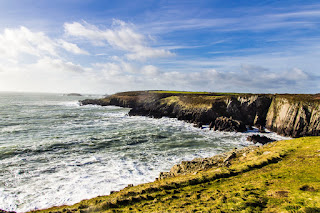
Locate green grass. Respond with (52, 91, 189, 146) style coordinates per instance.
(104, 90, 319, 101)
(150, 90, 212, 95)
(106, 91, 232, 110)
(160, 95, 225, 109)
(100, 91, 320, 112)
(149, 90, 250, 96)
(275, 94, 320, 103)
(31, 137, 320, 213)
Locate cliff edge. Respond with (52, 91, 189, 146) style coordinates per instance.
(266, 94, 320, 137)
(81, 91, 320, 138)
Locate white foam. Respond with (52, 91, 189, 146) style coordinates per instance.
(58, 101, 80, 107)
(0, 97, 291, 212)
(1, 125, 24, 133)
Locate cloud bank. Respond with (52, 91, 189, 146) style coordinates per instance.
(64, 20, 174, 61)
(0, 19, 317, 94)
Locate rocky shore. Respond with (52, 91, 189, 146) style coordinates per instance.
(81, 91, 320, 138)
(158, 146, 258, 180)
(29, 136, 320, 212)
(3, 91, 318, 213)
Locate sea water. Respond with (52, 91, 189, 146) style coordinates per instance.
(0, 92, 289, 212)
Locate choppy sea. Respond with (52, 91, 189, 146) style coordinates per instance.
(0, 92, 289, 212)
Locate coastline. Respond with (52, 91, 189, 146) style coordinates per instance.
(28, 136, 320, 212)
(80, 91, 320, 138)
(3, 90, 320, 212)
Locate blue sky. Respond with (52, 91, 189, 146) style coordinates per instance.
(0, 0, 319, 94)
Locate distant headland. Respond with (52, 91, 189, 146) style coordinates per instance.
(65, 93, 82, 96)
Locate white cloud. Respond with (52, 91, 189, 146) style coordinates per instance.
(185, 66, 312, 92)
(139, 7, 320, 35)
(0, 49, 315, 94)
(0, 26, 91, 64)
(241, 64, 269, 74)
(126, 48, 174, 61)
(64, 22, 106, 46)
(0, 56, 100, 93)
(0, 25, 93, 93)
(95, 62, 122, 77)
(94, 60, 137, 75)
(58, 40, 89, 55)
(64, 20, 174, 61)
(141, 65, 159, 76)
(0, 26, 58, 59)
(283, 68, 309, 80)
(0, 20, 317, 94)
(34, 57, 87, 73)
(273, 9, 320, 19)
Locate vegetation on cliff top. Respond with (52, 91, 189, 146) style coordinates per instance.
(100, 90, 320, 108)
(31, 137, 320, 213)
(99, 90, 320, 103)
(81, 90, 320, 137)
(160, 95, 226, 110)
(99, 90, 268, 109)
(116, 90, 254, 97)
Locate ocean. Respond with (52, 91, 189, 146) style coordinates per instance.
(0, 92, 289, 212)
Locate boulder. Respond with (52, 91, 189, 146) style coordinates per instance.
(247, 134, 275, 145)
(210, 116, 247, 132)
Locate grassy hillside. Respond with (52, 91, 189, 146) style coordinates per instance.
(31, 137, 320, 213)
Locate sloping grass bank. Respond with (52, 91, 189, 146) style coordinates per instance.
(31, 137, 320, 213)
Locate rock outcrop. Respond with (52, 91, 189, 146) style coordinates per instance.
(80, 98, 110, 106)
(265, 96, 320, 137)
(247, 134, 275, 145)
(81, 92, 272, 133)
(159, 146, 258, 179)
(210, 116, 247, 132)
(80, 91, 320, 138)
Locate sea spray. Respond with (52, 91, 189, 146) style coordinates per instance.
(0, 92, 289, 212)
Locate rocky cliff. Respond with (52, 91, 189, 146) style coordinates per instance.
(266, 95, 320, 137)
(81, 91, 320, 137)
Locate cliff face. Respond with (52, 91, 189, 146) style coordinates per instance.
(266, 96, 320, 137)
(128, 94, 272, 128)
(80, 91, 320, 137)
(81, 91, 272, 132)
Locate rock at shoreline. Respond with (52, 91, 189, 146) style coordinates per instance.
(66, 93, 82, 96)
(247, 134, 275, 145)
(159, 146, 257, 179)
(79, 91, 320, 137)
(80, 99, 110, 106)
(210, 116, 247, 132)
(265, 96, 320, 137)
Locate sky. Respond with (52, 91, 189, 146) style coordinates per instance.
(0, 0, 319, 94)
